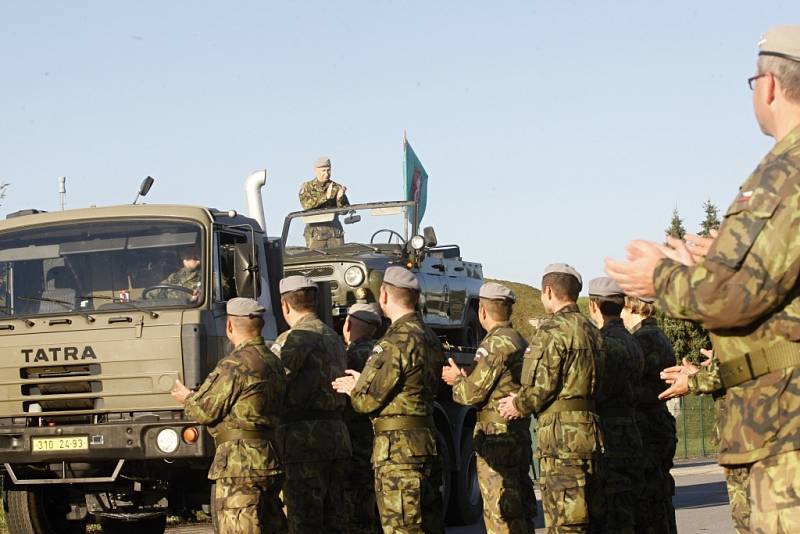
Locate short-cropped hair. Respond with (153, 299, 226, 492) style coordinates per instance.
(759, 55, 800, 103)
(479, 297, 513, 322)
(541, 273, 580, 302)
(230, 315, 265, 335)
(589, 295, 625, 316)
(283, 287, 317, 313)
(382, 283, 419, 308)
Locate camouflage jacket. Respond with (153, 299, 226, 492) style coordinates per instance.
(451, 322, 531, 436)
(184, 336, 284, 480)
(344, 337, 378, 457)
(598, 319, 644, 458)
(654, 125, 800, 464)
(298, 178, 350, 210)
(688, 358, 723, 396)
(514, 303, 604, 460)
(351, 312, 445, 466)
(272, 313, 351, 462)
(155, 266, 201, 299)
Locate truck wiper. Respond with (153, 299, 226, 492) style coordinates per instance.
(16, 296, 96, 323)
(346, 243, 380, 253)
(78, 295, 159, 319)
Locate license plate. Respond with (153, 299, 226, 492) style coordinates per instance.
(31, 436, 89, 452)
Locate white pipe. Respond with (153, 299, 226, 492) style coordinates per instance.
(244, 170, 268, 232)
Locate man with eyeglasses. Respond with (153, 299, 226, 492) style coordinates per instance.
(605, 25, 800, 532)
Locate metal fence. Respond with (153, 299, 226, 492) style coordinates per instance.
(671, 394, 718, 459)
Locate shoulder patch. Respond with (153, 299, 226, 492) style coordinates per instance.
(524, 347, 531, 354)
(475, 347, 488, 360)
(373, 345, 384, 354)
(270, 343, 282, 356)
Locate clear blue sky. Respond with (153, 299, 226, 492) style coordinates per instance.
(1, 2, 794, 288)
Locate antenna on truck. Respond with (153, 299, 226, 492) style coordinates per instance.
(58, 176, 66, 211)
(133, 176, 155, 205)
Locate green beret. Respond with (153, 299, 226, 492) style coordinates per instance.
(279, 275, 317, 295)
(479, 282, 516, 302)
(226, 297, 265, 317)
(587, 277, 624, 298)
(347, 303, 382, 326)
(314, 156, 331, 168)
(383, 266, 419, 291)
(759, 25, 800, 62)
(542, 262, 583, 291)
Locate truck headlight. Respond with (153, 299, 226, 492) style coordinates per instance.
(156, 428, 179, 454)
(410, 235, 425, 251)
(344, 266, 365, 287)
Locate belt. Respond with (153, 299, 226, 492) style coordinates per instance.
(719, 341, 800, 388)
(214, 428, 274, 446)
(476, 410, 529, 426)
(281, 410, 342, 424)
(373, 416, 434, 433)
(540, 398, 595, 417)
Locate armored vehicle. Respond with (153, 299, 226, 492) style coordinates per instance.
(0, 172, 283, 533)
(282, 200, 485, 524)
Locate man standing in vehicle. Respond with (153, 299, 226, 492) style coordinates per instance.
(332, 266, 445, 534)
(171, 297, 287, 533)
(442, 281, 537, 534)
(299, 156, 349, 249)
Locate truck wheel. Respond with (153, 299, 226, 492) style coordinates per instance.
(434, 429, 452, 513)
(5, 487, 86, 534)
(99, 515, 166, 534)
(447, 430, 483, 525)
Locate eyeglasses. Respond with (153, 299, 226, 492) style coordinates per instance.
(748, 74, 766, 90)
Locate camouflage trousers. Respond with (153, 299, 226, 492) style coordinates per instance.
(538, 457, 602, 533)
(283, 459, 348, 534)
(373, 460, 444, 534)
(214, 476, 286, 534)
(748, 450, 800, 534)
(724, 464, 751, 533)
(476, 454, 537, 533)
(304, 225, 344, 250)
(345, 453, 382, 534)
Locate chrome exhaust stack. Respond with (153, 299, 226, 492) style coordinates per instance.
(244, 170, 268, 232)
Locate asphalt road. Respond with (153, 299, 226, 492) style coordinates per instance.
(165, 460, 733, 534)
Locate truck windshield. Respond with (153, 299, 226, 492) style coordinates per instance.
(283, 202, 414, 255)
(0, 219, 205, 317)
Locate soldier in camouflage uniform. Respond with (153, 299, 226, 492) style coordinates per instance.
(442, 282, 536, 534)
(660, 351, 751, 533)
(152, 245, 202, 301)
(586, 277, 644, 534)
(170, 298, 287, 534)
(606, 26, 800, 533)
(342, 303, 384, 534)
(620, 295, 677, 534)
(333, 267, 445, 534)
(274, 275, 352, 534)
(298, 156, 350, 250)
(499, 264, 605, 534)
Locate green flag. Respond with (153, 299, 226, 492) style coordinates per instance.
(403, 135, 428, 227)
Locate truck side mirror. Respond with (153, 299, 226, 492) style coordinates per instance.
(132, 176, 155, 205)
(423, 226, 438, 248)
(233, 243, 260, 299)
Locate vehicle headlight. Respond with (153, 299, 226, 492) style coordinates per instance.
(156, 428, 179, 454)
(410, 235, 425, 251)
(344, 266, 366, 287)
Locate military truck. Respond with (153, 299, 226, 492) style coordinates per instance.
(0, 172, 285, 533)
(282, 200, 485, 524)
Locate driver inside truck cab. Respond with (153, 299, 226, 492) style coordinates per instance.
(151, 245, 203, 302)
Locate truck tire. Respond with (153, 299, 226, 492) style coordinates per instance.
(99, 515, 166, 534)
(447, 429, 483, 525)
(434, 428, 452, 513)
(5, 487, 86, 534)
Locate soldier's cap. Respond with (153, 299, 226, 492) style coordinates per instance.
(279, 275, 317, 295)
(382, 266, 420, 291)
(226, 297, 265, 317)
(479, 282, 516, 302)
(587, 277, 624, 298)
(759, 25, 800, 63)
(314, 156, 331, 168)
(347, 303, 382, 326)
(542, 263, 583, 290)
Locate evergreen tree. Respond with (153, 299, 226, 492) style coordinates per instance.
(699, 199, 720, 237)
(657, 206, 710, 364)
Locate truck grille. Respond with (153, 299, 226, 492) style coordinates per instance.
(20, 364, 102, 413)
(285, 266, 335, 278)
